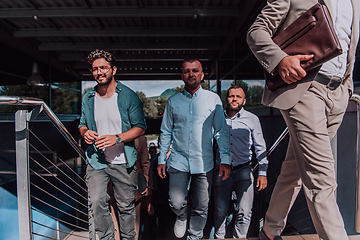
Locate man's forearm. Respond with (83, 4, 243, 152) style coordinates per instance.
(117, 127, 145, 142)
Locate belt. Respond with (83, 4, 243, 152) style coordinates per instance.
(314, 74, 342, 90)
(232, 161, 251, 170)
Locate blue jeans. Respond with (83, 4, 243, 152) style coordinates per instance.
(86, 163, 138, 240)
(213, 164, 254, 239)
(168, 167, 213, 240)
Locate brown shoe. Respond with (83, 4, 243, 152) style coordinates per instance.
(259, 228, 283, 240)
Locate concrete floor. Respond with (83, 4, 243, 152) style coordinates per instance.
(65, 232, 360, 240)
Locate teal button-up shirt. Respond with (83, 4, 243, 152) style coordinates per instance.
(158, 87, 231, 174)
(79, 81, 147, 169)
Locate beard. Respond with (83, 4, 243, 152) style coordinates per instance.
(96, 73, 112, 86)
(185, 77, 201, 88)
(228, 102, 243, 112)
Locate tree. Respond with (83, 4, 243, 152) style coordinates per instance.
(174, 80, 209, 93)
(155, 98, 167, 117)
(136, 91, 158, 118)
(51, 83, 81, 114)
(246, 85, 264, 106)
(220, 80, 264, 109)
(173, 85, 184, 93)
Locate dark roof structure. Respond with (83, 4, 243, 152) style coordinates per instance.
(0, 0, 267, 85)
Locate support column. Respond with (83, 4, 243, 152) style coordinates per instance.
(216, 59, 221, 96)
(15, 110, 32, 240)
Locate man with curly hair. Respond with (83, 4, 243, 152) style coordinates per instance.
(79, 49, 147, 240)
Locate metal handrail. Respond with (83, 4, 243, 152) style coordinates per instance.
(0, 96, 88, 240)
(350, 93, 360, 233)
(0, 96, 85, 160)
(252, 127, 289, 173)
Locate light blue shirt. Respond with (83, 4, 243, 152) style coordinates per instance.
(319, 0, 352, 78)
(159, 87, 231, 174)
(216, 108, 268, 176)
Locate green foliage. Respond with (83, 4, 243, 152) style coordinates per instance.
(51, 83, 81, 114)
(136, 91, 158, 118)
(220, 80, 264, 109)
(201, 80, 209, 90)
(82, 86, 92, 98)
(174, 80, 209, 93)
(246, 85, 263, 106)
(160, 88, 176, 99)
(173, 85, 184, 93)
(155, 98, 167, 117)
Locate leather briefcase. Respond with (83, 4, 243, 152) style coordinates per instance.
(265, 3, 342, 92)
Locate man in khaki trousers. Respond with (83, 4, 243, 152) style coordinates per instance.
(247, 0, 359, 239)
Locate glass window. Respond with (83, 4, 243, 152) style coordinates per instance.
(218, 79, 265, 109)
(0, 82, 81, 114)
(82, 80, 185, 119)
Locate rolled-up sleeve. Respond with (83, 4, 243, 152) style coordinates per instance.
(129, 91, 147, 130)
(252, 118, 268, 176)
(78, 96, 88, 129)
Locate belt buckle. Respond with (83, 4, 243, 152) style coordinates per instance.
(326, 77, 341, 90)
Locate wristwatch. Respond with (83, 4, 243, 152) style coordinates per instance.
(116, 135, 122, 144)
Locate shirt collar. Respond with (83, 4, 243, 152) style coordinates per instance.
(224, 107, 244, 119)
(89, 80, 121, 98)
(183, 86, 202, 98)
(115, 80, 122, 93)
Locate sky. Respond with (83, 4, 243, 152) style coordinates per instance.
(82, 79, 265, 97)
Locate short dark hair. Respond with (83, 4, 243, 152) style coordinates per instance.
(226, 85, 245, 98)
(87, 49, 116, 67)
(182, 57, 203, 72)
(149, 146, 157, 153)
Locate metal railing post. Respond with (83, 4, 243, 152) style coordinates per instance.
(356, 100, 360, 233)
(350, 94, 360, 233)
(15, 110, 32, 240)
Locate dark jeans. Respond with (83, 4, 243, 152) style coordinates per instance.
(213, 164, 254, 238)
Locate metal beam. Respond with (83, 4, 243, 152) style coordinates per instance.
(0, 70, 27, 80)
(220, 53, 252, 80)
(81, 74, 182, 81)
(14, 28, 229, 37)
(58, 53, 237, 62)
(79, 72, 258, 81)
(80, 69, 214, 77)
(74, 61, 212, 70)
(79, 70, 185, 76)
(219, 0, 260, 59)
(39, 43, 219, 51)
(0, 7, 240, 19)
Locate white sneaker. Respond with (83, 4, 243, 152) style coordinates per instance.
(174, 218, 187, 238)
